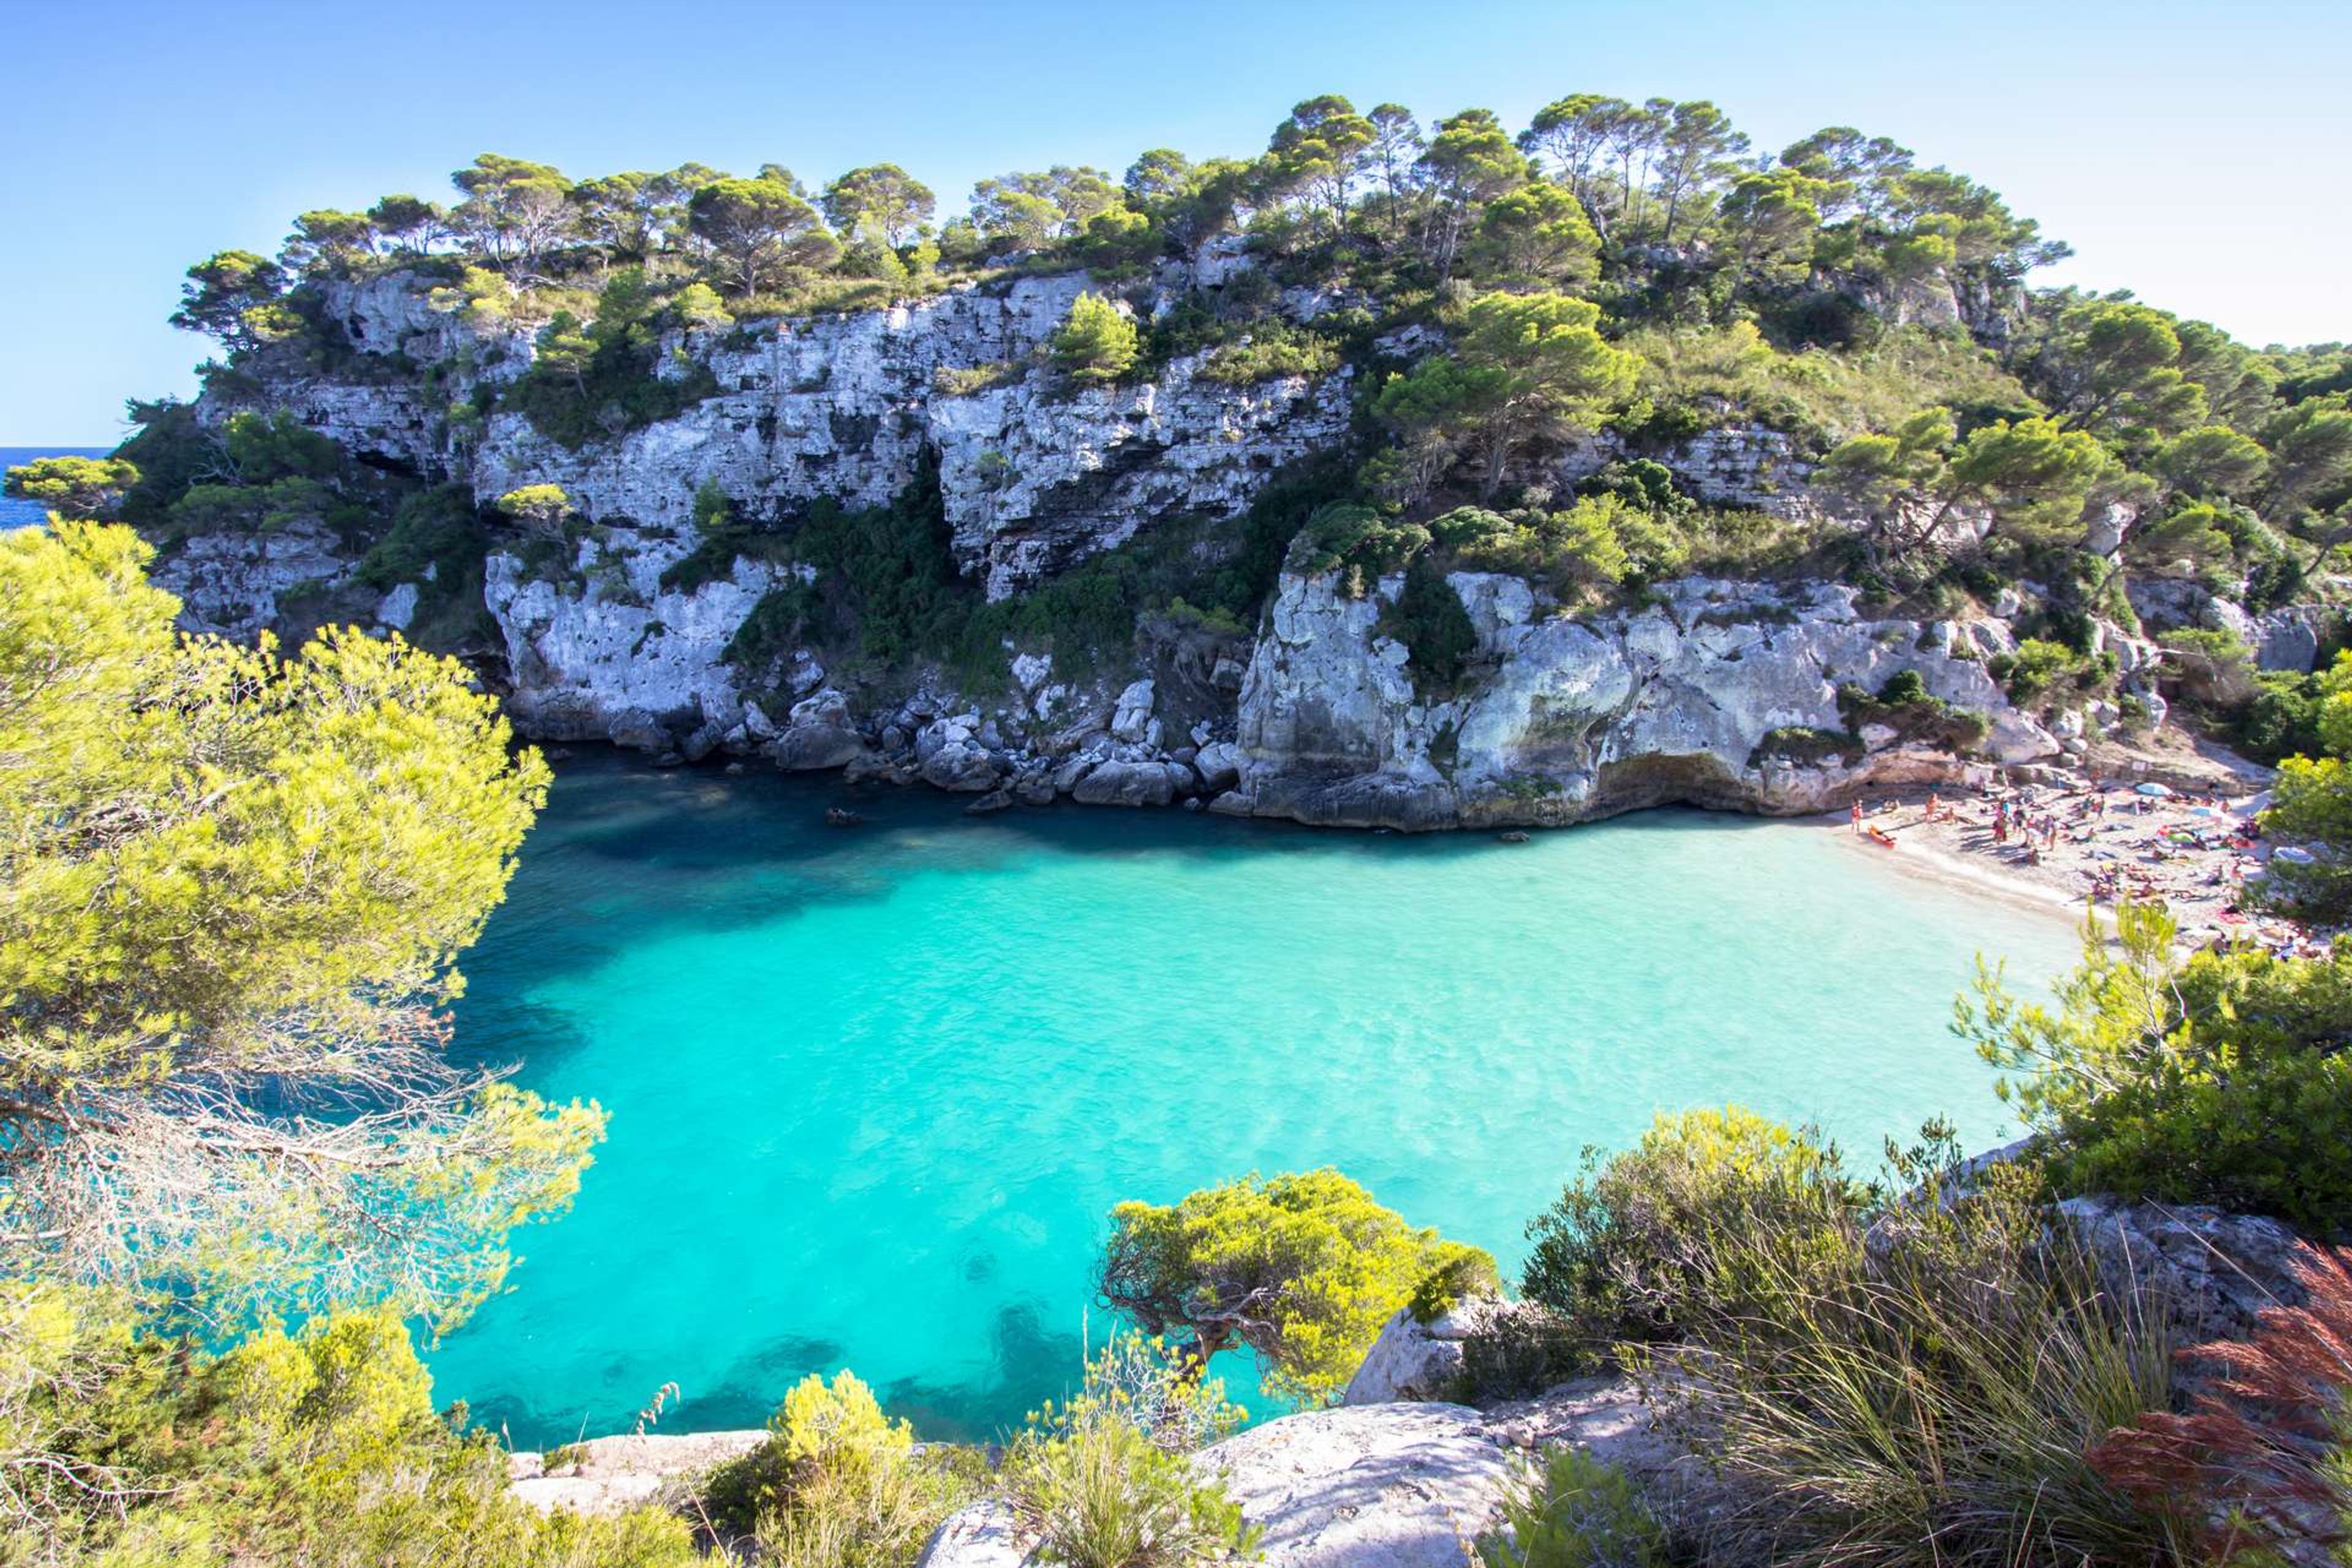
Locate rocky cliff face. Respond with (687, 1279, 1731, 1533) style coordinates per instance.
(1220, 570, 2057, 831)
(150, 260, 2144, 831)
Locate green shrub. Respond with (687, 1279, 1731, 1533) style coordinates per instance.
(790, 454, 970, 663)
(1409, 1249, 1502, 1324)
(1379, 557, 1479, 696)
(1618, 321, 2035, 447)
(705, 1370, 981, 1568)
(355, 486, 483, 591)
(1097, 1169, 1494, 1406)
(1520, 1106, 1856, 1352)
(1196, 323, 1339, 385)
(1478, 1449, 1667, 1568)
(1159, 597, 1250, 638)
(1582, 459, 1694, 520)
(1287, 501, 1431, 582)
(933, 361, 1028, 396)
(662, 478, 792, 593)
(1049, 293, 1140, 386)
(1964, 898, 2352, 1232)
(2231, 668, 2325, 761)
(1996, 636, 2088, 704)
(1427, 497, 1690, 601)
(1877, 667, 1929, 706)
(723, 582, 819, 671)
(1834, 674, 1991, 753)
(1071, 1332, 1248, 1455)
(1675, 1161, 2188, 1567)
(1747, 725, 1853, 767)
(353, 486, 498, 649)
(0, 1284, 700, 1566)
(223, 409, 344, 481)
(1455, 1305, 1586, 1403)
(1003, 1398, 1254, 1568)
(498, 278, 723, 450)
(1515, 1103, 2192, 1563)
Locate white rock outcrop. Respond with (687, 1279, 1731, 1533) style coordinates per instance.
(1227, 570, 2057, 829)
(1195, 1402, 1517, 1568)
(506, 1430, 765, 1515)
(1343, 1297, 1534, 1406)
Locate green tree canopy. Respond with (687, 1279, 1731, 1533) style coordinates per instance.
(1962, 897, 2352, 1231)
(0, 1286, 698, 1563)
(2254, 650, 2352, 922)
(494, 483, 572, 538)
(1461, 183, 1601, 292)
(1417, 109, 1529, 274)
(1047, 292, 1139, 386)
(1942, 414, 2112, 544)
(1714, 168, 1826, 303)
(2154, 423, 2270, 500)
(821, 163, 937, 247)
(0, 522, 597, 1330)
(2, 456, 140, 520)
(2038, 300, 2209, 438)
(566, 170, 675, 262)
(280, 209, 376, 276)
(687, 175, 839, 296)
(970, 166, 1122, 251)
(1450, 290, 1640, 499)
(448, 153, 574, 273)
(168, 249, 287, 350)
(366, 192, 443, 252)
(1096, 1169, 1493, 1402)
(1264, 93, 1377, 235)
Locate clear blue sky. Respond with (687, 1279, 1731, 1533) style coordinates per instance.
(2, 0, 2345, 444)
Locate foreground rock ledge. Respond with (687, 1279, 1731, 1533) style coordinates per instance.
(507, 1430, 764, 1515)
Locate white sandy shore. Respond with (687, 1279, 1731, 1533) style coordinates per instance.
(1806, 774, 2309, 956)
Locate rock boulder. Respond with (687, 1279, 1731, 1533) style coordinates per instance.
(1194, 1403, 1515, 1568)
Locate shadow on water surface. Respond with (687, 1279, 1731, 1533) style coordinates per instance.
(873, 1302, 1082, 1445)
(486, 748, 1770, 989)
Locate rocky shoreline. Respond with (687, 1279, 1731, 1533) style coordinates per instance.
(505, 1195, 2310, 1568)
(495, 568, 2100, 834)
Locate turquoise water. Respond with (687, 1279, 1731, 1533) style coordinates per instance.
(428, 752, 2077, 1446)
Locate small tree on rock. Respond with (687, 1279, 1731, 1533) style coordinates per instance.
(1048, 292, 1139, 386)
(4, 456, 140, 520)
(1096, 1169, 1493, 1403)
(495, 483, 572, 541)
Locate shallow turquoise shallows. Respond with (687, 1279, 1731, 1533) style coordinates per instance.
(427, 753, 2078, 1446)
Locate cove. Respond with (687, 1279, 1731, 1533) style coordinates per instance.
(428, 752, 2079, 1447)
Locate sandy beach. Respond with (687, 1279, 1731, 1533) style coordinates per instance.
(1819, 772, 2316, 957)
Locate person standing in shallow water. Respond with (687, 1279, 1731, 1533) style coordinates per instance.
(1852, 801, 1863, 835)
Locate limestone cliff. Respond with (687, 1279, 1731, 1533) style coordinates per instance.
(143, 255, 2201, 831)
(1221, 571, 2059, 831)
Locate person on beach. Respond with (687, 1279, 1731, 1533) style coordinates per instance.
(1852, 801, 1863, 835)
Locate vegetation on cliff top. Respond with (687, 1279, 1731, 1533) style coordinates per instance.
(108, 84, 2351, 720)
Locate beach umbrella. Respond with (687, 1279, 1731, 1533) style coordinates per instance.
(2135, 782, 2174, 797)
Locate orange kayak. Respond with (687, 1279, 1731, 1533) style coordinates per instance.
(1866, 826, 1899, 849)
